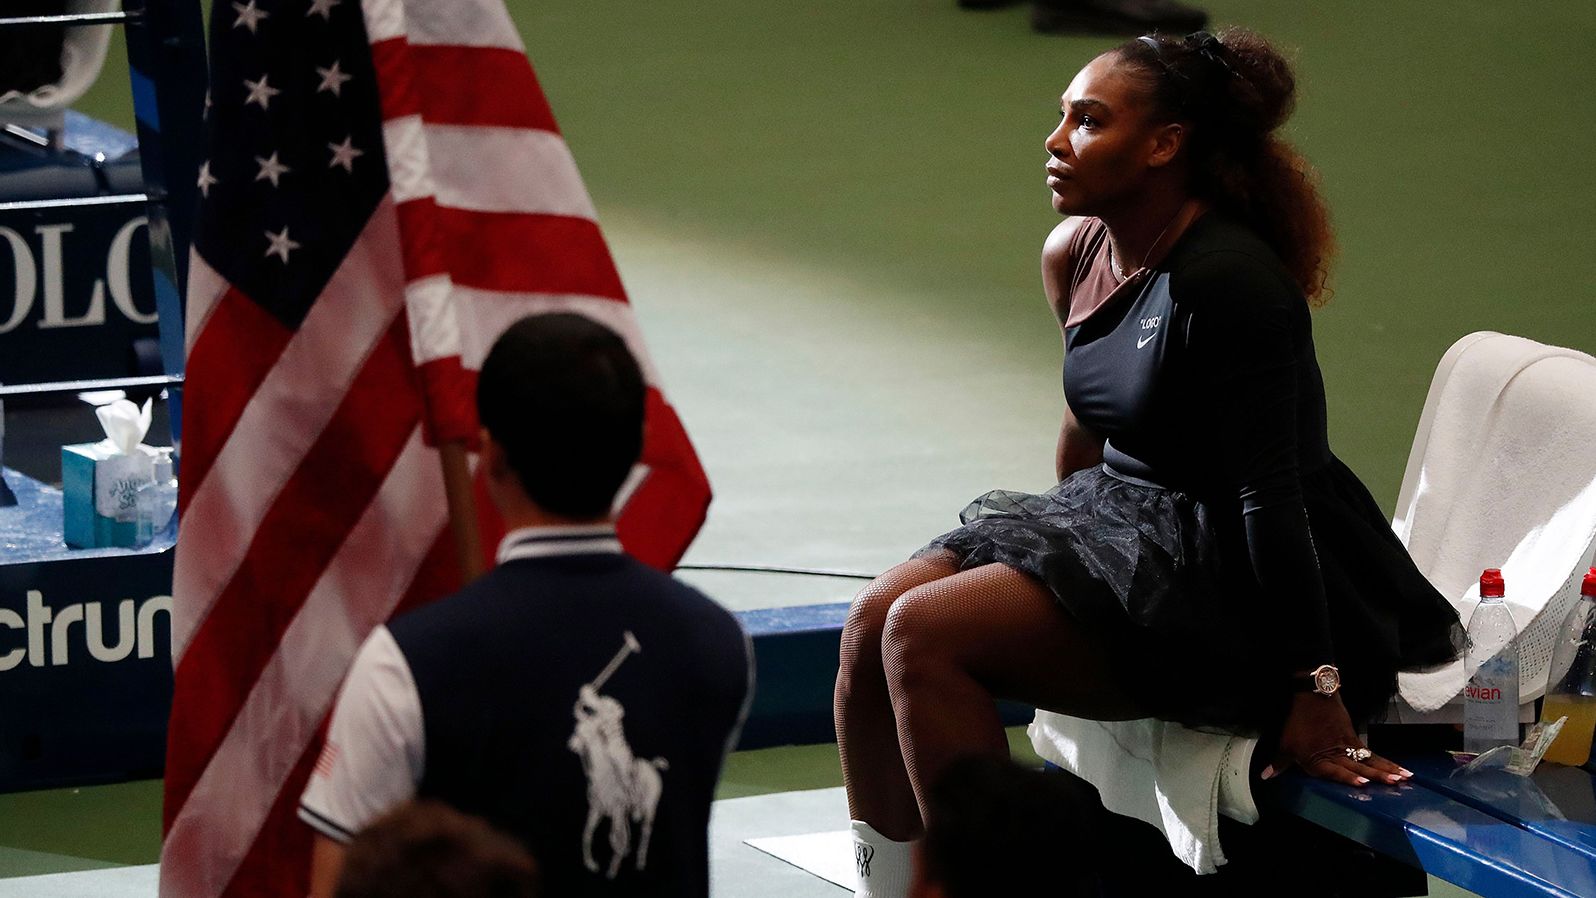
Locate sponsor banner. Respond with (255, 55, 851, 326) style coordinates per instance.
(0, 196, 159, 385)
(0, 547, 174, 792)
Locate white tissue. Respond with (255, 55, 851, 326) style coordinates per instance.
(92, 398, 154, 520)
(95, 398, 152, 457)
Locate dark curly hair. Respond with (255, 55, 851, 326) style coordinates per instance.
(1115, 28, 1335, 304)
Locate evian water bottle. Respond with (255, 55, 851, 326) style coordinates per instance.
(1540, 568, 1596, 765)
(1465, 568, 1520, 753)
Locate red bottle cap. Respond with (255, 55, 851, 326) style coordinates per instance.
(1480, 568, 1506, 598)
(1584, 567, 1596, 597)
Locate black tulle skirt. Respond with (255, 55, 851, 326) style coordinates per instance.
(917, 459, 1462, 733)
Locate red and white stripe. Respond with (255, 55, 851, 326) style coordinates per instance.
(363, 0, 702, 543)
(163, 199, 439, 898)
(160, 1, 709, 895)
(170, 198, 409, 658)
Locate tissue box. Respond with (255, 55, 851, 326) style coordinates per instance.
(63, 441, 159, 548)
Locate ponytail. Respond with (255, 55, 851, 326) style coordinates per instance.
(1118, 28, 1335, 304)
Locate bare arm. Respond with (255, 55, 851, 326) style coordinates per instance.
(1055, 403, 1104, 482)
(309, 834, 346, 898)
(1042, 218, 1105, 482)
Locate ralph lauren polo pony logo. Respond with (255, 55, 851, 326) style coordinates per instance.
(569, 632, 668, 879)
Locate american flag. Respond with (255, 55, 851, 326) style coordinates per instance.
(160, 1, 712, 894)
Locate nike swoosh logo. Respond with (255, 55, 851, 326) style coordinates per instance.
(1137, 332, 1157, 349)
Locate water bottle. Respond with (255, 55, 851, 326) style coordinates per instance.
(135, 448, 178, 546)
(1541, 567, 1596, 765)
(1465, 568, 1520, 754)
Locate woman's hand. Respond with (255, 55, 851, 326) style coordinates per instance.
(1262, 693, 1412, 786)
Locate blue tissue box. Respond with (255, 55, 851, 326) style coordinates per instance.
(62, 441, 158, 548)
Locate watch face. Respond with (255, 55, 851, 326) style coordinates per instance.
(1313, 666, 1341, 695)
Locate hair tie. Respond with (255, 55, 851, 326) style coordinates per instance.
(1184, 31, 1236, 79)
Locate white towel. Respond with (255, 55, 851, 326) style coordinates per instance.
(1395, 333, 1596, 713)
(1028, 713, 1257, 874)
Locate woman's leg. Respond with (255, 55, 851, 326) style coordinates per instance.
(882, 562, 1142, 823)
(834, 552, 960, 841)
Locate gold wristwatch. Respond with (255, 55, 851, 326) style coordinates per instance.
(1292, 664, 1341, 697)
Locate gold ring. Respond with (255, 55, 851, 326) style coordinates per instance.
(1344, 747, 1372, 763)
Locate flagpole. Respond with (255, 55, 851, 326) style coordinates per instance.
(439, 441, 485, 583)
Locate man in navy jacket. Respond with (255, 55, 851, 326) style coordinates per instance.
(301, 313, 752, 897)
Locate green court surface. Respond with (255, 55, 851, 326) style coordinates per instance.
(0, 730, 1030, 869)
(11, 0, 1594, 893)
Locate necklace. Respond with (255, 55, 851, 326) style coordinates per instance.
(1108, 201, 1190, 282)
(1109, 249, 1128, 281)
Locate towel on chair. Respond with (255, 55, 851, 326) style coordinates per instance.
(1394, 333, 1596, 713)
(1028, 713, 1257, 874)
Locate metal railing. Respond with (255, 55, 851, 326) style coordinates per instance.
(0, 375, 183, 400)
(0, 10, 143, 28)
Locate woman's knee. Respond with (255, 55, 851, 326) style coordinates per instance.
(844, 576, 901, 633)
(836, 579, 911, 706)
(838, 556, 960, 692)
(840, 580, 904, 660)
(879, 585, 965, 692)
(840, 558, 952, 655)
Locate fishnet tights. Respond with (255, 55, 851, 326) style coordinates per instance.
(835, 553, 958, 840)
(835, 553, 1140, 840)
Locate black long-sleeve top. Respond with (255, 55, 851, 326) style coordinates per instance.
(1062, 214, 1335, 672)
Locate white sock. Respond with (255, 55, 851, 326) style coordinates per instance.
(850, 819, 917, 898)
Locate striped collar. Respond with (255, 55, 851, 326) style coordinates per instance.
(496, 525, 622, 564)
